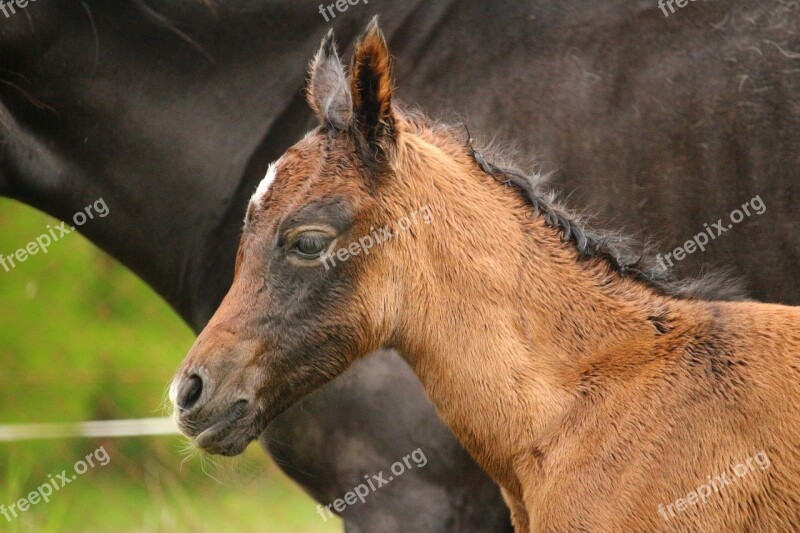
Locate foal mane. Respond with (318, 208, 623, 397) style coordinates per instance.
(400, 108, 748, 302)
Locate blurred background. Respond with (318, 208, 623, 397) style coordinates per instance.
(0, 198, 340, 532)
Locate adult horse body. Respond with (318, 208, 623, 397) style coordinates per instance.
(1, 1, 798, 530)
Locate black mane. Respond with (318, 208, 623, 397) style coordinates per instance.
(403, 108, 747, 302)
(469, 146, 747, 301)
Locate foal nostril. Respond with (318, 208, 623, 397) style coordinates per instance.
(177, 374, 204, 411)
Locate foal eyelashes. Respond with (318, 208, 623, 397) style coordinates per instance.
(283, 225, 338, 262)
(291, 232, 334, 259)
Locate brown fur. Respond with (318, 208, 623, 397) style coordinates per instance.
(172, 21, 800, 531)
(373, 118, 800, 531)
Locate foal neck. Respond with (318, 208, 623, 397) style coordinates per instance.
(387, 128, 686, 490)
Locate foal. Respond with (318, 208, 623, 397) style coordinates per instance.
(171, 21, 800, 531)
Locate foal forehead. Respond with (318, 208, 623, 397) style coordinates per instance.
(245, 131, 368, 228)
(247, 136, 320, 212)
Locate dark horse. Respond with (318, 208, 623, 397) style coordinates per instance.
(1, 1, 798, 530)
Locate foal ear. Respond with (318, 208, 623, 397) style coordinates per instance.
(307, 29, 353, 130)
(350, 18, 396, 153)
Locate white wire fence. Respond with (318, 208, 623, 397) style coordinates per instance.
(0, 417, 179, 442)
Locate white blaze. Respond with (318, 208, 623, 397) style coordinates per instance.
(250, 162, 278, 207)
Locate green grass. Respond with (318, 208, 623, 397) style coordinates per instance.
(0, 198, 341, 532)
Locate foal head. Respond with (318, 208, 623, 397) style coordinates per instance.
(169, 20, 731, 456)
(170, 21, 446, 455)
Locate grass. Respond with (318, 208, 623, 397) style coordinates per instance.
(0, 198, 341, 532)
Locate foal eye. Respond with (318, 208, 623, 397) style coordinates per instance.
(290, 231, 333, 260)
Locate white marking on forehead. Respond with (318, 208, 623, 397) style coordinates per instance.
(250, 162, 278, 207)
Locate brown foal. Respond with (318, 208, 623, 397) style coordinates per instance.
(171, 20, 800, 532)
